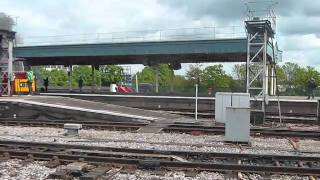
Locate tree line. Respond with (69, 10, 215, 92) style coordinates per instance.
(32, 62, 320, 96)
(32, 65, 124, 87)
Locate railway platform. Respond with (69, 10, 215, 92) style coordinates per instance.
(40, 93, 320, 124)
(0, 95, 187, 124)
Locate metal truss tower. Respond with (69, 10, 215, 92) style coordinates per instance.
(246, 20, 275, 96)
(245, 1, 278, 120)
(0, 30, 15, 96)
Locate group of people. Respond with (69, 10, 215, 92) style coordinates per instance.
(40, 76, 84, 93)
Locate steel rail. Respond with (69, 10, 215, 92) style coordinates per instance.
(0, 118, 319, 139)
(0, 140, 319, 175)
(0, 140, 319, 162)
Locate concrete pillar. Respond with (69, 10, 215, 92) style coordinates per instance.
(8, 40, 13, 96)
(265, 64, 269, 97)
(155, 66, 159, 94)
(270, 67, 272, 96)
(195, 83, 198, 121)
(68, 65, 73, 92)
(135, 74, 139, 93)
(270, 66, 275, 96)
(91, 65, 96, 92)
(317, 100, 320, 125)
(170, 69, 174, 94)
(274, 70, 277, 95)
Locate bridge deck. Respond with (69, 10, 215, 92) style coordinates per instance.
(14, 39, 247, 65)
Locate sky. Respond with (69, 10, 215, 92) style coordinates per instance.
(1, 0, 320, 75)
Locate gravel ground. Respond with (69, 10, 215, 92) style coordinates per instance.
(0, 161, 312, 180)
(250, 137, 293, 150)
(109, 171, 313, 180)
(0, 125, 318, 156)
(113, 171, 225, 180)
(299, 139, 320, 152)
(0, 160, 55, 180)
(0, 125, 317, 179)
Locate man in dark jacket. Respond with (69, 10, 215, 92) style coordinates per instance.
(78, 76, 84, 92)
(307, 78, 317, 99)
(43, 77, 49, 92)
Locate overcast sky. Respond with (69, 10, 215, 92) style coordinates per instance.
(1, 0, 320, 74)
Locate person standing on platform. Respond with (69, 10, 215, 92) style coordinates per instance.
(307, 77, 317, 99)
(78, 76, 83, 92)
(27, 69, 34, 96)
(43, 77, 49, 93)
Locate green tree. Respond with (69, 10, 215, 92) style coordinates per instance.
(100, 65, 124, 86)
(72, 66, 95, 86)
(201, 65, 233, 91)
(232, 64, 246, 80)
(136, 66, 155, 84)
(173, 75, 192, 88)
(275, 65, 286, 84)
(158, 64, 174, 87)
(186, 64, 203, 82)
(50, 69, 68, 86)
(231, 64, 247, 92)
(293, 66, 319, 95)
(282, 62, 300, 84)
(136, 64, 173, 86)
(33, 65, 126, 88)
(282, 62, 298, 76)
(32, 67, 68, 87)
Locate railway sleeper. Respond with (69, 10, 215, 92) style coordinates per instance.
(138, 160, 161, 170)
(0, 152, 10, 161)
(47, 169, 74, 180)
(1, 149, 320, 176)
(80, 167, 109, 180)
(45, 156, 61, 168)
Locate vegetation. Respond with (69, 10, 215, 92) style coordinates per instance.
(135, 64, 174, 87)
(32, 65, 124, 87)
(100, 65, 124, 86)
(32, 62, 320, 96)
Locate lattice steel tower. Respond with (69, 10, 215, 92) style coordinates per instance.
(0, 13, 16, 96)
(245, 2, 279, 120)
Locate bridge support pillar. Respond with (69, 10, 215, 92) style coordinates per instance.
(68, 65, 73, 92)
(170, 69, 174, 94)
(8, 40, 13, 96)
(91, 65, 96, 92)
(270, 65, 276, 96)
(274, 68, 277, 95)
(155, 65, 159, 94)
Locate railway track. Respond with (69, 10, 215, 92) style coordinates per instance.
(164, 124, 320, 139)
(170, 111, 319, 124)
(0, 140, 319, 176)
(0, 118, 319, 139)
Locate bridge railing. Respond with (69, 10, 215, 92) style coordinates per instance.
(17, 26, 246, 46)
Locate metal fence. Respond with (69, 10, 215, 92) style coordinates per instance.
(17, 26, 246, 46)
